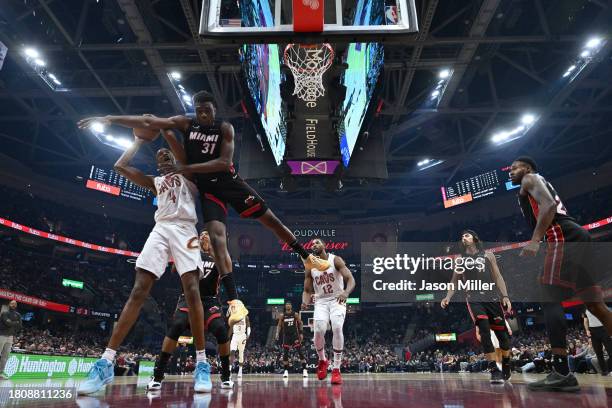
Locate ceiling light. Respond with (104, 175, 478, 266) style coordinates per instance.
(438, 69, 450, 79)
(34, 59, 46, 67)
(431, 90, 440, 98)
(91, 122, 105, 133)
(585, 37, 602, 49)
(580, 50, 590, 58)
(520, 113, 536, 125)
(115, 138, 133, 148)
(170, 71, 181, 80)
(24, 48, 39, 58)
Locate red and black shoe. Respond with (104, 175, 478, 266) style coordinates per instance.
(317, 360, 330, 380)
(331, 368, 342, 385)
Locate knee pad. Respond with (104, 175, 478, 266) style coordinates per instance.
(542, 302, 567, 349)
(166, 311, 189, 341)
(476, 319, 495, 354)
(208, 317, 229, 344)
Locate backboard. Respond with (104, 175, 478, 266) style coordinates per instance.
(199, 0, 419, 44)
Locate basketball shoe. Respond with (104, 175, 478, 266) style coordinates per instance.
(77, 359, 114, 395)
(227, 300, 249, 326)
(194, 361, 213, 393)
(331, 369, 342, 385)
(527, 369, 580, 392)
(317, 360, 329, 380)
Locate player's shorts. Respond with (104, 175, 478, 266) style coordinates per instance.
(282, 338, 302, 350)
(136, 221, 201, 278)
(196, 173, 268, 224)
(313, 296, 347, 323)
(230, 334, 247, 352)
(541, 220, 602, 301)
(466, 300, 507, 332)
(168, 296, 225, 341)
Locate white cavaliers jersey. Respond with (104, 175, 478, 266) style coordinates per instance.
(233, 318, 247, 337)
(311, 254, 344, 301)
(153, 174, 198, 223)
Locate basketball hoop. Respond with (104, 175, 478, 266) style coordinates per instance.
(283, 43, 334, 103)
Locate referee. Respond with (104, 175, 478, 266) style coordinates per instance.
(583, 306, 612, 376)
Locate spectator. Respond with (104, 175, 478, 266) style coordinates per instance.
(0, 300, 22, 379)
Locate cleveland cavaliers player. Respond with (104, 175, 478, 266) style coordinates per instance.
(302, 239, 355, 385)
(78, 96, 331, 325)
(78, 139, 211, 394)
(510, 156, 612, 392)
(230, 315, 250, 379)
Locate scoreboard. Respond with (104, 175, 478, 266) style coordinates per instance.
(441, 166, 519, 209)
(85, 165, 152, 201)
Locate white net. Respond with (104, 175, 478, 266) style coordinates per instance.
(283, 43, 334, 103)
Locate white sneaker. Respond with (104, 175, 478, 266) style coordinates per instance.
(302, 369, 308, 378)
(283, 370, 289, 378)
(237, 367, 243, 379)
(221, 380, 234, 389)
(146, 378, 162, 391)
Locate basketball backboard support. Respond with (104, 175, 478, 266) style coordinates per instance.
(199, 0, 419, 44)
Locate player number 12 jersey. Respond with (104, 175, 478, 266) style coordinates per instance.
(311, 254, 344, 301)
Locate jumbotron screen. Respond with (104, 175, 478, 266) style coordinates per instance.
(338, 0, 385, 167)
(239, 0, 286, 165)
(85, 165, 152, 201)
(441, 166, 518, 209)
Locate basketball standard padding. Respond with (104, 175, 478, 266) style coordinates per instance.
(133, 128, 160, 141)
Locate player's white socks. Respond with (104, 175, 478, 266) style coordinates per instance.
(101, 348, 116, 363)
(196, 349, 207, 363)
(333, 352, 342, 369)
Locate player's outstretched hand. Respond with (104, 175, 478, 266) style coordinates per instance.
(300, 302, 310, 311)
(78, 116, 110, 130)
(336, 291, 348, 305)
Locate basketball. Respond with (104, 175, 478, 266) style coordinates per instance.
(133, 127, 160, 142)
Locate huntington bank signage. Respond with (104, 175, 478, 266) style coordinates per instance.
(280, 227, 349, 251)
(3, 353, 155, 379)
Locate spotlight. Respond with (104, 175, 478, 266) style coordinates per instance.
(91, 122, 106, 133)
(105, 134, 115, 142)
(24, 48, 40, 58)
(115, 138, 133, 149)
(520, 113, 536, 125)
(438, 69, 450, 79)
(580, 50, 590, 58)
(170, 71, 181, 80)
(585, 37, 602, 49)
(182, 94, 191, 103)
(34, 59, 46, 67)
(431, 90, 440, 98)
(567, 65, 576, 72)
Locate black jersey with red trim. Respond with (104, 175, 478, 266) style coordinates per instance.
(517, 174, 574, 232)
(281, 312, 300, 342)
(181, 119, 235, 184)
(461, 250, 497, 301)
(176, 255, 220, 311)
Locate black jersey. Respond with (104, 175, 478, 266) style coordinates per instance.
(181, 119, 235, 184)
(517, 174, 574, 232)
(177, 256, 220, 311)
(461, 250, 498, 301)
(281, 312, 300, 343)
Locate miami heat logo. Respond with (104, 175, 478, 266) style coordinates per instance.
(244, 195, 256, 206)
(302, 0, 319, 10)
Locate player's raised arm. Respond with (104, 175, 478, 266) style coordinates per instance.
(245, 315, 251, 339)
(485, 252, 511, 312)
(334, 256, 355, 304)
(302, 268, 314, 310)
(113, 138, 156, 194)
(162, 121, 234, 176)
(78, 114, 191, 133)
(521, 173, 557, 246)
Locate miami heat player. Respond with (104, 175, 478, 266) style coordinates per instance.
(510, 156, 612, 392)
(78, 98, 331, 325)
(78, 140, 210, 394)
(302, 239, 355, 385)
(275, 302, 307, 378)
(230, 315, 250, 379)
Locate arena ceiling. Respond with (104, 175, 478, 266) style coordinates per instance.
(0, 0, 611, 219)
